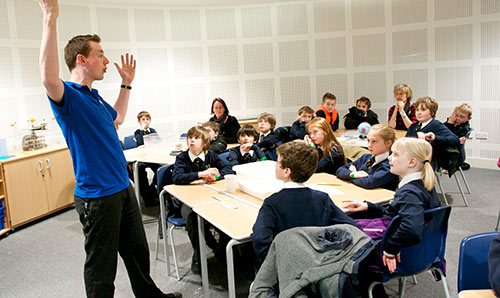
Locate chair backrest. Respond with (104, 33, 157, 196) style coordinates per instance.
(382, 205, 452, 277)
(457, 232, 499, 292)
(218, 151, 230, 165)
(123, 135, 137, 150)
(274, 126, 291, 143)
(156, 164, 175, 195)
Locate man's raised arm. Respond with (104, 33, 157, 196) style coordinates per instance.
(39, 0, 64, 103)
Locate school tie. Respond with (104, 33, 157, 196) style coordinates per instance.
(416, 122, 422, 130)
(243, 153, 252, 162)
(259, 134, 264, 143)
(366, 156, 376, 170)
(194, 157, 203, 169)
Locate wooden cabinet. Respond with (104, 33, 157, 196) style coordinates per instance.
(1, 145, 75, 229)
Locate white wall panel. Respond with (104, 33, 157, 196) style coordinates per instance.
(139, 86, 171, 118)
(100, 49, 132, 84)
(481, 65, 500, 102)
(434, 0, 472, 20)
(246, 78, 275, 109)
(0, 0, 9, 38)
(280, 76, 311, 107)
(352, 0, 385, 29)
(482, 0, 500, 15)
(282, 112, 298, 127)
(59, 5, 91, 42)
(352, 33, 386, 66)
(173, 47, 204, 78)
(19, 48, 42, 88)
(241, 6, 272, 38)
(279, 40, 310, 71)
(96, 8, 129, 42)
(137, 48, 169, 81)
(175, 83, 206, 114)
(315, 37, 347, 69)
(392, 29, 428, 64)
(15, 0, 42, 40)
(392, 0, 427, 25)
(481, 108, 500, 145)
(435, 24, 473, 61)
(24, 94, 53, 122)
(210, 81, 241, 111)
(0, 48, 15, 88)
(353, 72, 387, 103)
(134, 9, 166, 42)
(243, 43, 274, 74)
(316, 74, 348, 105)
(393, 69, 428, 102)
(277, 3, 308, 36)
(482, 21, 500, 58)
(206, 8, 236, 40)
(170, 9, 201, 41)
(435, 66, 473, 101)
(313, 0, 345, 33)
(208, 45, 239, 76)
(0, 97, 19, 138)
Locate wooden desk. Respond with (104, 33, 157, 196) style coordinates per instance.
(458, 289, 496, 298)
(167, 173, 394, 298)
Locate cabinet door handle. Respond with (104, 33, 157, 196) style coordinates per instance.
(46, 159, 51, 169)
(39, 160, 44, 173)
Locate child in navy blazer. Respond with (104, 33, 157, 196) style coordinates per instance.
(251, 142, 356, 265)
(336, 124, 398, 190)
(344, 137, 441, 297)
(228, 125, 266, 166)
(201, 121, 227, 154)
(303, 117, 347, 175)
(444, 103, 473, 169)
(172, 125, 235, 274)
(405, 96, 460, 168)
(290, 106, 314, 140)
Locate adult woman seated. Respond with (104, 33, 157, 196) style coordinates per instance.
(209, 98, 240, 143)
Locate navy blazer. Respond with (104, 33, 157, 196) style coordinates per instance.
(256, 131, 279, 150)
(172, 150, 235, 185)
(365, 180, 441, 255)
(406, 119, 459, 146)
(290, 120, 308, 140)
(227, 145, 266, 166)
(336, 153, 398, 190)
(317, 145, 345, 175)
(134, 127, 157, 146)
(251, 187, 357, 263)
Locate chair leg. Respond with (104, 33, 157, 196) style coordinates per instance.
(453, 173, 468, 207)
(458, 168, 471, 194)
(411, 275, 417, 285)
(435, 173, 448, 205)
(398, 277, 406, 298)
(155, 221, 160, 260)
(158, 190, 171, 277)
(368, 281, 381, 298)
(434, 268, 450, 298)
(169, 225, 181, 280)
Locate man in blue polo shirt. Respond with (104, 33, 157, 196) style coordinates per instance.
(39, 1, 181, 297)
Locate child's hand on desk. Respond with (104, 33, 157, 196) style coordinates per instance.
(199, 168, 220, 182)
(240, 143, 253, 151)
(349, 165, 357, 172)
(352, 171, 369, 178)
(342, 199, 368, 213)
(383, 253, 401, 273)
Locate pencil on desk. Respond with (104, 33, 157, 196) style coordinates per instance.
(317, 183, 342, 186)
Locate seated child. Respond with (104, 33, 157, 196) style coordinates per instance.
(171, 125, 235, 274)
(256, 112, 279, 155)
(489, 233, 500, 297)
(133, 111, 159, 206)
(343, 137, 441, 297)
(251, 141, 357, 264)
(388, 83, 417, 130)
(405, 96, 460, 168)
(201, 121, 227, 154)
(290, 106, 314, 140)
(336, 124, 398, 190)
(315, 92, 339, 131)
(343, 96, 379, 129)
(444, 103, 472, 170)
(304, 117, 347, 175)
(228, 125, 266, 166)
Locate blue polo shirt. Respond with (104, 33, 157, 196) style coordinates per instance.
(48, 81, 129, 198)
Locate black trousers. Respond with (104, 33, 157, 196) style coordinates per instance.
(137, 162, 160, 203)
(74, 184, 163, 298)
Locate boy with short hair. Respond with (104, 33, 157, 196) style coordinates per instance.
(256, 112, 279, 150)
(201, 121, 227, 154)
(406, 96, 460, 168)
(315, 92, 339, 131)
(228, 125, 266, 166)
(444, 103, 473, 169)
(251, 142, 356, 265)
(134, 111, 157, 146)
(343, 96, 379, 129)
(172, 125, 235, 274)
(290, 106, 314, 140)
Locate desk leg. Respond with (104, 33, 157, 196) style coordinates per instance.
(133, 161, 142, 215)
(226, 238, 251, 298)
(198, 215, 209, 297)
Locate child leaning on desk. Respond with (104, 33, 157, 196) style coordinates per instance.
(227, 125, 266, 166)
(171, 125, 235, 275)
(343, 137, 441, 298)
(290, 105, 314, 140)
(251, 141, 357, 266)
(303, 117, 347, 175)
(336, 124, 398, 190)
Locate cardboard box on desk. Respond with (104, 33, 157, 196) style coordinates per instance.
(233, 160, 283, 200)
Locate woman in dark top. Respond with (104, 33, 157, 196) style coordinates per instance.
(209, 98, 240, 143)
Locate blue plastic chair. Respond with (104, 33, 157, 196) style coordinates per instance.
(218, 151, 230, 165)
(123, 135, 137, 150)
(368, 205, 452, 298)
(155, 164, 186, 280)
(457, 232, 499, 292)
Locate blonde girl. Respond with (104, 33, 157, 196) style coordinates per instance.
(304, 117, 347, 175)
(335, 124, 399, 190)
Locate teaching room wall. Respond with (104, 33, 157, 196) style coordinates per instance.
(0, 0, 499, 168)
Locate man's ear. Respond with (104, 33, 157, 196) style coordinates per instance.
(76, 54, 86, 66)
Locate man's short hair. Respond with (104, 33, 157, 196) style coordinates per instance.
(415, 96, 439, 118)
(258, 112, 276, 129)
(201, 121, 220, 134)
(298, 106, 314, 115)
(277, 142, 318, 183)
(237, 124, 259, 140)
(322, 92, 336, 103)
(455, 103, 473, 117)
(356, 96, 372, 109)
(137, 111, 151, 121)
(187, 126, 211, 152)
(64, 34, 101, 71)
